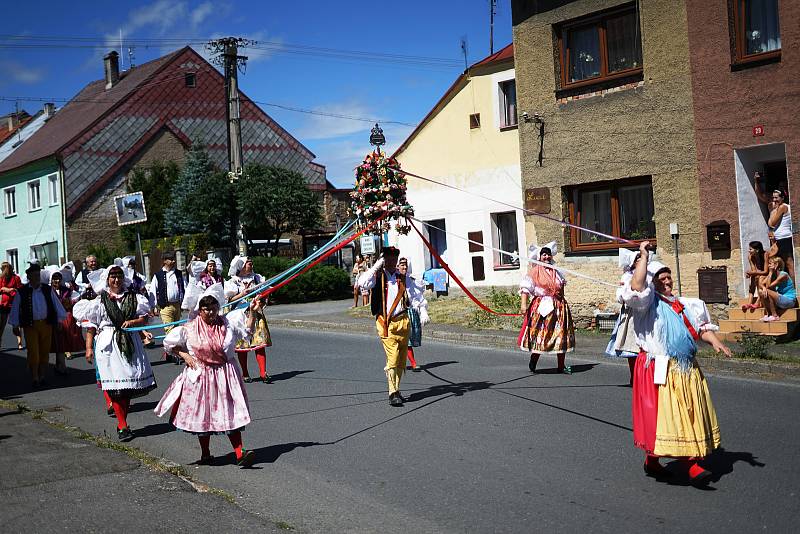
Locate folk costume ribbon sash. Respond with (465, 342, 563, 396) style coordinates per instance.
(101, 290, 138, 362)
(660, 295, 700, 341)
(378, 270, 406, 338)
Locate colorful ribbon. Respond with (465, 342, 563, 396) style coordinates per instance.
(410, 219, 522, 317)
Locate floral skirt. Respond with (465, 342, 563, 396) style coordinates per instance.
(154, 359, 251, 434)
(517, 297, 575, 354)
(235, 311, 272, 352)
(632, 352, 720, 458)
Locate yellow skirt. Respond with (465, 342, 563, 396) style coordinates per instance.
(653, 360, 721, 458)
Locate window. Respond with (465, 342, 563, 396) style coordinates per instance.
(733, 0, 781, 64)
(47, 173, 59, 205)
(469, 113, 481, 129)
(557, 3, 642, 90)
(567, 177, 656, 251)
(27, 180, 41, 211)
(185, 72, 197, 87)
(6, 249, 18, 274)
(491, 212, 520, 269)
(3, 186, 15, 217)
(425, 219, 448, 269)
(499, 80, 517, 128)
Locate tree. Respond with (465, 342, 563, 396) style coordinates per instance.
(162, 144, 232, 246)
(237, 165, 322, 255)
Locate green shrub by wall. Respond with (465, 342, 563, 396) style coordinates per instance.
(250, 256, 350, 304)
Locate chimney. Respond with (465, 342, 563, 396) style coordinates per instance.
(104, 51, 120, 89)
(43, 102, 55, 118)
(7, 113, 19, 132)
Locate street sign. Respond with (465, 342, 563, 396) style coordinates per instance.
(114, 191, 147, 226)
(360, 235, 376, 255)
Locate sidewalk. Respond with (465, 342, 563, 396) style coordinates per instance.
(0, 406, 281, 533)
(266, 299, 800, 383)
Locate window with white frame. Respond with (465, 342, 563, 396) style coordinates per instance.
(6, 249, 18, 274)
(499, 79, 517, 127)
(28, 179, 41, 211)
(491, 211, 520, 269)
(3, 186, 16, 216)
(47, 173, 59, 205)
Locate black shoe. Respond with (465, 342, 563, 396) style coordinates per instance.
(117, 427, 134, 442)
(237, 450, 255, 467)
(528, 359, 537, 373)
(243, 377, 253, 383)
(261, 374, 271, 384)
(107, 406, 116, 417)
(397, 392, 406, 403)
(411, 367, 421, 372)
(389, 393, 403, 407)
(197, 455, 214, 465)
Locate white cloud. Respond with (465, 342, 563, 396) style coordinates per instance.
(296, 101, 378, 140)
(0, 60, 45, 84)
(190, 1, 214, 28)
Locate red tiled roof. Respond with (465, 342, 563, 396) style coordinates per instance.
(0, 50, 182, 174)
(471, 43, 514, 68)
(392, 44, 514, 159)
(0, 114, 34, 146)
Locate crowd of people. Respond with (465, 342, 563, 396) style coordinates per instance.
(0, 235, 750, 484)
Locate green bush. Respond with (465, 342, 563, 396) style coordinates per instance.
(250, 256, 350, 304)
(737, 330, 773, 359)
(466, 287, 522, 330)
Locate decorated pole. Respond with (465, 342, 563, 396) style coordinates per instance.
(349, 124, 414, 239)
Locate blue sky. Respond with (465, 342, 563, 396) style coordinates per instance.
(0, 0, 512, 186)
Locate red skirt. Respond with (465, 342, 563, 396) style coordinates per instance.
(632, 351, 658, 454)
(51, 312, 85, 353)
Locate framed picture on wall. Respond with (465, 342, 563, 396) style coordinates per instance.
(114, 191, 148, 226)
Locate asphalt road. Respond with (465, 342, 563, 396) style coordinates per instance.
(1, 326, 798, 533)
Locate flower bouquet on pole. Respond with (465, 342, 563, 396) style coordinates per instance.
(348, 149, 414, 235)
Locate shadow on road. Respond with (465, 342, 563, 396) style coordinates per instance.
(268, 370, 314, 382)
(129, 401, 158, 413)
(252, 441, 321, 465)
(133, 422, 175, 439)
(0, 351, 98, 398)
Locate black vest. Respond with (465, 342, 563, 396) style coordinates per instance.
(18, 284, 57, 327)
(370, 270, 409, 318)
(155, 269, 185, 307)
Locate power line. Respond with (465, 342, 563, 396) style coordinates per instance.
(0, 95, 416, 126)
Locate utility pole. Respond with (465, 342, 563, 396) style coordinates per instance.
(490, 0, 497, 55)
(207, 37, 254, 256)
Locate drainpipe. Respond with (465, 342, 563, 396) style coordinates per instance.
(58, 159, 69, 263)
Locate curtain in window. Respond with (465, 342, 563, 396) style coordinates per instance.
(606, 11, 642, 72)
(618, 184, 655, 240)
(427, 219, 447, 269)
(496, 212, 518, 265)
(745, 0, 781, 54)
(568, 26, 601, 82)
(501, 81, 517, 127)
(578, 189, 612, 243)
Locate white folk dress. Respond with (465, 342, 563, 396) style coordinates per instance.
(73, 292, 156, 398)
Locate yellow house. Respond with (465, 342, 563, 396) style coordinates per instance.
(394, 44, 526, 287)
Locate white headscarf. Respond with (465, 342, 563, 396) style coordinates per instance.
(228, 255, 249, 278)
(183, 282, 226, 314)
(192, 257, 224, 280)
(88, 264, 132, 294)
(59, 262, 76, 284)
(527, 241, 558, 263)
(41, 265, 60, 285)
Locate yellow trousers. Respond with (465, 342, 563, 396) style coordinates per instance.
(23, 320, 52, 378)
(376, 315, 410, 394)
(159, 303, 182, 333)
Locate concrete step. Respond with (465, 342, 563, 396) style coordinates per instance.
(728, 307, 799, 321)
(719, 319, 791, 335)
(718, 331, 784, 342)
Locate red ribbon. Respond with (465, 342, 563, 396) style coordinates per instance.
(258, 215, 385, 299)
(410, 219, 522, 317)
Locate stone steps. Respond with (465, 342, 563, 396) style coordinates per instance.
(718, 304, 800, 342)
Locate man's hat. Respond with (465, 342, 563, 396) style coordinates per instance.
(382, 246, 400, 258)
(25, 261, 42, 274)
(162, 251, 175, 261)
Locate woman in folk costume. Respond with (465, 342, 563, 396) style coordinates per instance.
(518, 241, 575, 373)
(225, 255, 272, 383)
(154, 283, 258, 467)
(398, 257, 429, 372)
(73, 265, 156, 441)
(623, 241, 731, 484)
(43, 264, 84, 373)
(605, 248, 645, 385)
(188, 257, 224, 290)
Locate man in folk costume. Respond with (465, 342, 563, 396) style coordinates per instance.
(148, 252, 185, 363)
(8, 261, 67, 388)
(358, 246, 426, 407)
(623, 241, 731, 484)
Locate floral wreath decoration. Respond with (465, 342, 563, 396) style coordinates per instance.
(348, 150, 414, 235)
